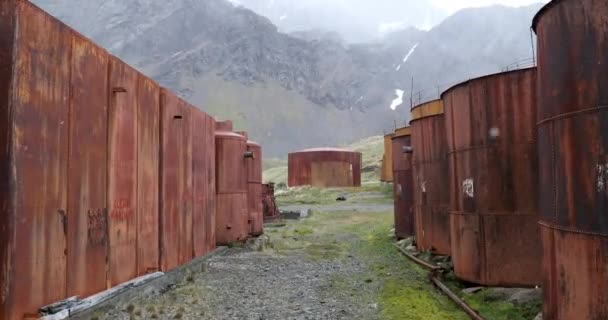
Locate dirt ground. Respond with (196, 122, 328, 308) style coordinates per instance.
(78, 187, 540, 320)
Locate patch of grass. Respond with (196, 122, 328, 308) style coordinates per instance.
(294, 227, 314, 235)
(463, 289, 542, 320)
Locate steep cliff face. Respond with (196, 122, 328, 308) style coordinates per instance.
(32, 0, 543, 156)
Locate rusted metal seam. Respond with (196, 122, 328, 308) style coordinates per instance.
(537, 105, 608, 126)
(551, 122, 557, 225)
(450, 211, 538, 216)
(394, 244, 442, 271)
(429, 275, 486, 320)
(447, 141, 535, 155)
(538, 221, 608, 238)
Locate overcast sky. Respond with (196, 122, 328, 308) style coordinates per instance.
(431, 0, 548, 14)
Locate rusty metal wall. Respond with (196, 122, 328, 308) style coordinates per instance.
(247, 141, 264, 236)
(66, 29, 109, 299)
(215, 131, 249, 245)
(392, 128, 414, 239)
(442, 68, 541, 287)
(215, 120, 233, 132)
(160, 90, 193, 271)
(381, 133, 395, 182)
(191, 107, 216, 258)
(136, 75, 160, 275)
(0, 2, 72, 318)
(288, 148, 362, 187)
(107, 57, 138, 287)
(410, 100, 451, 255)
(533, 0, 608, 317)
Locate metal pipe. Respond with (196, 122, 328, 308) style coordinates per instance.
(394, 244, 442, 271)
(429, 275, 486, 320)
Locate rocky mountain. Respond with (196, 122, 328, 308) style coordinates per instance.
(232, 0, 446, 43)
(32, 0, 543, 156)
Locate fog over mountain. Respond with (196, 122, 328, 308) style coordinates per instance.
(32, 0, 545, 156)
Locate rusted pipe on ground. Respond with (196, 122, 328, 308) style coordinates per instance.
(394, 244, 442, 271)
(395, 244, 486, 320)
(429, 275, 486, 320)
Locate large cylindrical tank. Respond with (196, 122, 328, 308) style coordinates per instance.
(410, 99, 451, 255)
(381, 133, 395, 182)
(533, 1, 608, 318)
(288, 148, 362, 187)
(442, 68, 541, 287)
(215, 130, 249, 245)
(246, 139, 264, 236)
(392, 127, 414, 239)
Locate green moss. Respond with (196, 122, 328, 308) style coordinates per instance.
(464, 289, 542, 320)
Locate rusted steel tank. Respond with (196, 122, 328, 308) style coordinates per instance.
(410, 99, 451, 255)
(533, 1, 608, 317)
(160, 89, 193, 271)
(442, 68, 541, 287)
(215, 129, 249, 245)
(288, 148, 362, 187)
(392, 127, 414, 239)
(381, 133, 395, 182)
(246, 139, 264, 236)
(191, 108, 217, 257)
(215, 120, 233, 132)
(262, 183, 280, 220)
(0, 2, 73, 318)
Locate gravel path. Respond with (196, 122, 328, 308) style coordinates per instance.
(86, 239, 377, 320)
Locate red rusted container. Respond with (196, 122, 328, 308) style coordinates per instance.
(191, 107, 217, 257)
(66, 29, 109, 299)
(215, 120, 233, 132)
(392, 127, 414, 239)
(215, 130, 249, 245)
(442, 68, 541, 287)
(136, 75, 160, 275)
(246, 140, 264, 236)
(107, 57, 138, 288)
(0, 2, 73, 318)
(410, 100, 451, 255)
(160, 89, 193, 271)
(533, 1, 608, 317)
(288, 148, 362, 187)
(262, 183, 280, 220)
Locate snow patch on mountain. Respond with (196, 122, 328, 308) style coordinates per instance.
(390, 89, 405, 110)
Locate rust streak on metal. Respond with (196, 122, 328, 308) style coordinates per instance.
(246, 139, 264, 236)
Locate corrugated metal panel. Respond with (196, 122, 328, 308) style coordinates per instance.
(288, 150, 362, 187)
(534, 0, 608, 318)
(107, 57, 138, 287)
(1, 2, 71, 318)
(136, 75, 160, 275)
(160, 90, 193, 271)
(191, 107, 216, 258)
(215, 132, 248, 245)
(247, 141, 263, 236)
(66, 28, 109, 299)
(442, 68, 541, 286)
(410, 99, 450, 255)
(392, 130, 414, 239)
